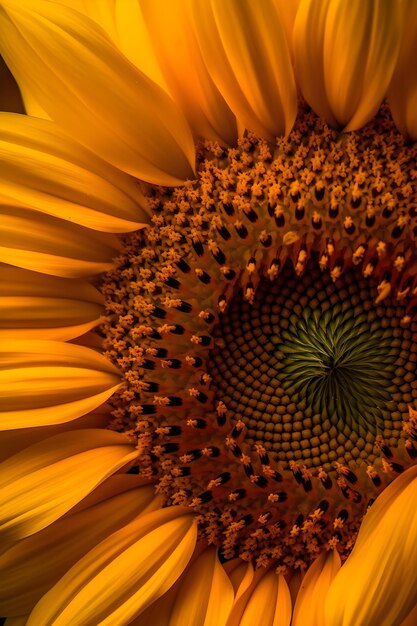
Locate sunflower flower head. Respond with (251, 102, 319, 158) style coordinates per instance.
(2, 1, 417, 625)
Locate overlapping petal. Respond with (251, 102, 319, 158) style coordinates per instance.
(26, 506, 196, 626)
(0, 429, 137, 548)
(140, 0, 237, 146)
(0, 0, 195, 185)
(388, 0, 417, 141)
(0, 475, 162, 615)
(0, 113, 149, 232)
(227, 568, 291, 626)
(1, 207, 121, 278)
(325, 465, 417, 626)
(0, 340, 121, 429)
(293, 0, 402, 131)
(292, 550, 341, 626)
(0, 266, 104, 340)
(190, 0, 297, 140)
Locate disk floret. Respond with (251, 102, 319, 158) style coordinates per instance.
(101, 105, 417, 569)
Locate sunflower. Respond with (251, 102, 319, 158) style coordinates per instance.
(1, 0, 417, 624)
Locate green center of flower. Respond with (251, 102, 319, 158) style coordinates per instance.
(101, 104, 417, 570)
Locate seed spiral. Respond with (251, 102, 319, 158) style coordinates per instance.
(101, 104, 417, 570)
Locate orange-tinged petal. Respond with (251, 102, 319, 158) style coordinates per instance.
(0, 340, 120, 429)
(227, 569, 291, 626)
(0, 428, 137, 548)
(140, 0, 237, 146)
(26, 506, 197, 626)
(191, 0, 296, 140)
(388, 0, 417, 141)
(0, 266, 104, 340)
(293, 0, 402, 131)
(0, 476, 162, 615)
(325, 465, 417, 626)
(5, 618, 28, 626)
(168, 547, 234, 626)
(0, 207, 120, 278)
(0, 0, 195, 185)
(0, 113, 149, 232)
(0, 411, 110, 463)
(292, 550, 341, 626)
(223, 558, 254, 601)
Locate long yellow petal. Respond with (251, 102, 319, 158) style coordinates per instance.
(0, 340, 120, 429)
(227, 569, 291, 626)
(387, 0, 417, 141)
(0, 207, 120, 278)
(0, 0, 195, 185)
(26, 506, 197, 626)
(325, 465, 417, 626)
(0, 428, 137, 548)
(292, 550, 341, 626)
(0, 266, 104, 341)
(140, 0, 237, 146)
(0, 112, 149, 232)
(168, 547, 234, 626)
(0, 411, 109, 463)
(293, 0, 402, 131)
(191, 0, 296, 140)
(0, 476, 162, 616)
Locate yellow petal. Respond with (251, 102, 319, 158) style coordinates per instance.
(0, 340, 120, 429)
(26, 506, 197, 626)
(168, 547, 234, 626)
(293, 0, 402, 131)
(325, 465, 417, 626)
(191, 0, 296, 140)
(223, 558, 254, 601)
(0, 207, 120, 278)
(227, 569, 292, 626)
(0, 428, 137, 548)
(0, 476, 162, 615)
(0, 0, 195, 185)
(292, 550, 341, 626)
(0, 411, 110, 463)
(140, 0, 237, 146)
(0, 112, 149, 232)
(0, 54, 24, 113)
(387, 0, 417, 141)
(0, 266, 104, 341)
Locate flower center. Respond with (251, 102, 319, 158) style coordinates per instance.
(208, 261, 414, 472)
(100, 104, 417, 570)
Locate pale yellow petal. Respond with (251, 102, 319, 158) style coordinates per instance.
(0, 207, 120, 278)
(26, 507, 197, 626)
(191, 0, 296, 140)
(0, 428, 137, 548)
(0, 112, 149, 232)
(168, 547, 234, 626)
(114, 0, 168, 90)
(0, 266, 104, 341)
(292, 550, 341, 626)
(140, 0, 237, 146)
(227, 569, 291, 626)
(0, 477, 162, 615)
(387, 0, 417, 141)
(0, 0, 195, 185)
(325, 465, 417, 626)
(0, 340, 120, 429)
(294, 0, 402, 131)
(0, 54, 24, 113)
